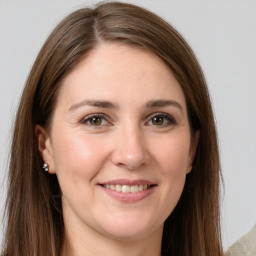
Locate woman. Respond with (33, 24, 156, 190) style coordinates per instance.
(2, 2, 223, 256)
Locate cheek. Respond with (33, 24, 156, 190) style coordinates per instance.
(147, 134, 191, 221)
(52, 130, 109, 180)
(152, 134, 191, 176)
(51, 132, 110, 212)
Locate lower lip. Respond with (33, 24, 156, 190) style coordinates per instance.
(99, 185, 155, 202)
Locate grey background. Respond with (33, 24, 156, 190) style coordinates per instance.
(1, 0, 256, 251)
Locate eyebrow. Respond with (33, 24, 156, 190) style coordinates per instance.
(69, 100, 119, 111)
(146, 100, 183, 113)
(68, 99, 183, 113)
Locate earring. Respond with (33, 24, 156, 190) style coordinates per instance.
(43, 163, 49, 172)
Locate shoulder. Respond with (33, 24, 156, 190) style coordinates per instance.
(225, 225, 256, 256)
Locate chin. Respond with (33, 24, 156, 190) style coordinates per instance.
(105, 228, 154, 242)
(98, 216, 160, 241)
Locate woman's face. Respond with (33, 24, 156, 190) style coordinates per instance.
(38, 44, 198, 242)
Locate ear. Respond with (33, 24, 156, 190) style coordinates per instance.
(35, 125, 56, 174)
(187, 130, 200, 174)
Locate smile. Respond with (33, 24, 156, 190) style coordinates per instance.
(103, 184, 151, 193)
(99, 181, 156, 202)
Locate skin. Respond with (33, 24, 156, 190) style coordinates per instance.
(37, 43, 199, 256)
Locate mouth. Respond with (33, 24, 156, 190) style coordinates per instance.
(101, 184, 155, 193)
(98, 180, 157, 202)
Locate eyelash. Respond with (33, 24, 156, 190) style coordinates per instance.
(81, 113, 109, 126)
(80, 112, 177, 127)
(146, 112, 177, 127)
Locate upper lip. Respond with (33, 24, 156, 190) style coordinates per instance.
(99, 179, 155, 186)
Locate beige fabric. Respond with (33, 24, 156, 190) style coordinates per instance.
(226, 225, 256, 256)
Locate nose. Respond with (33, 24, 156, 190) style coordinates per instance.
(111, 127, 151, 170)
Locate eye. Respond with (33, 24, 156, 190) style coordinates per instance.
(146, 113, 177, 127)
(81, 114, 110, 126)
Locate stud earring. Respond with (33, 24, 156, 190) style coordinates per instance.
(43, 163, 49, 172)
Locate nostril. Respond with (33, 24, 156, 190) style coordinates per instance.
(111, 149, 151, 170)
(116, 161, 146, 170)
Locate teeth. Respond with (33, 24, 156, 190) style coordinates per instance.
(122, 185, 131, 193)
(131, 185, 138, 193)
(116, 185, 122, 192)
(103, 184, 150, 193)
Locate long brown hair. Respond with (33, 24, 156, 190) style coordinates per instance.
(3, 2, 223, 255)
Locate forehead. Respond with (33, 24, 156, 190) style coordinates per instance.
(57, 43, 187, 110)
